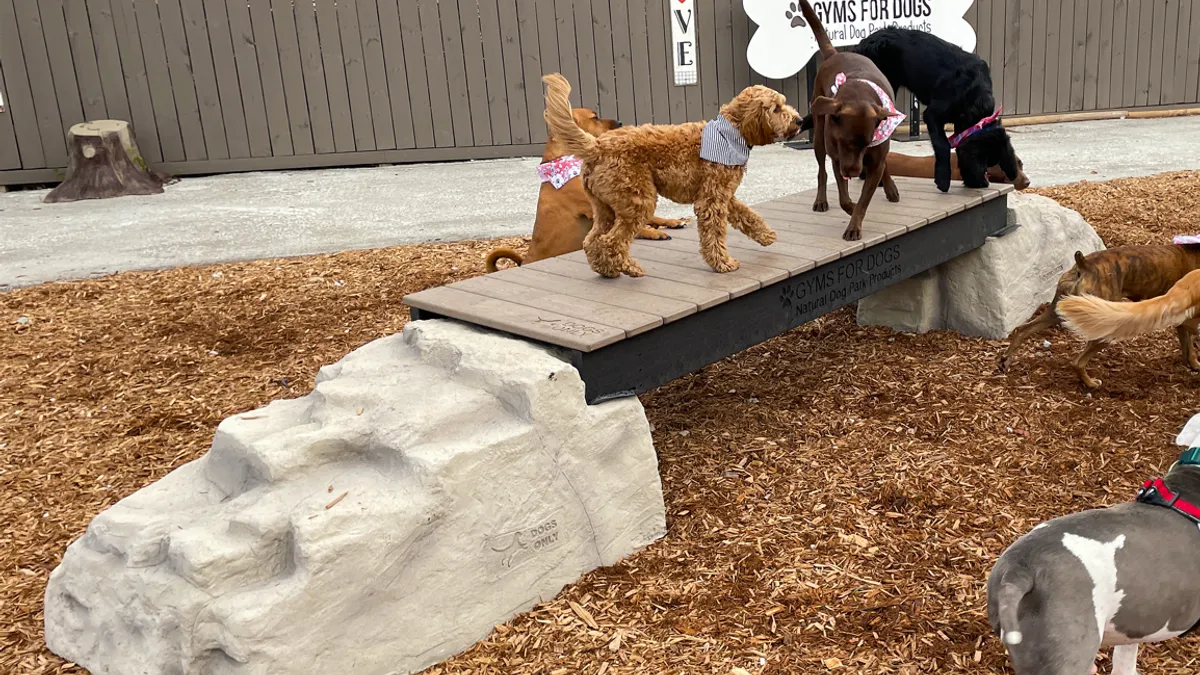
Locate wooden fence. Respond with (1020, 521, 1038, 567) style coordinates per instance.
(1, 0, 1198, 185)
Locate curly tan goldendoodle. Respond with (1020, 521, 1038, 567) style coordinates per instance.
(541, 73, 802, 277)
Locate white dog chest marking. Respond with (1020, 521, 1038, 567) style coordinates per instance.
(1061, 533, 1127, 641)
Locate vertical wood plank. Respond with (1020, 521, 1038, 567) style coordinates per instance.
(356, 0, 396, 150)
(1002, 0, 1020, 113)
(696, 0, 718, 119)
(225, 0, 271, 156)
(269, 0, 317, 155)
(551, 0, 580, 108)
(1172, 0, 1193, 103)
(63, 0, 108, 120)
(1135, 0, 1153, 106)
(1159, 0, 1180, 104)
(534, 0, 562, 116)
(13, 0, 70, 165)
(478, 0, 512, 144)
(1122, 0, 1140, 107)
(1109, 0, 1128, 111)
(131, 0, 185, 161)
(248, 0, 295, 156)
(1096, 0, 1115, 110)
(976, 0, 992, 63)
(0, 57, 22, 169)
(1068, 0, 1086, 111)
(713, 0, 736, 115)
(438, 0, 474, 146)
(588, 0, 620, 121)
(335, 0, 376, 150)
(1082, 0, 1101, 110)
(1186, 0, 1200, 103)
(572, 0, 601, 112)
(494, 0, 530, 143)
(609, 0, 638, 124)
(989, 0, 1004, 94)
(1015, 0, 1032, 114)
(156, 0, 206, 160)
(1056, 0, 1074, 112)
(375, 0, 416, 149)
(1028, 0, 1048, 114)
(85, 0, 132, 123)
(627, 0, 654, 125)
(0, 0, 45, 168)
(398, 0, 435, 148)
(515, 0, 547, 144)
(1147, 0, 1166, 105)
(731, 0, 751, 89)
(40, 0, 86, 133)
(420, 0, 459, 146)
(202, 0, 250, 158)
(315, 0, 357, 151)
(179, 0, 229, 159)
(457, 0, 492, 145)
(292, 0, 336, 153)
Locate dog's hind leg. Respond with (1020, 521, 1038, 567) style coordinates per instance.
(813, 116, 830, 212)
(1178, 317, 1200, 371)
(695, 197, 739, 273)
(881, 163, 900, 202)
(833, 163, 856, 216)
(1072, 340, 1107, 389)
(728, 199, 776, 247)
(842, 158, 884, 240)
(999, 307, 1061, 372)
(583, 198, 629, 278)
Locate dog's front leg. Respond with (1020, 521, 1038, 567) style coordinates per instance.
(694, 197, 739, 273)
(1178, 317, 1200, 370)
(924, 108, 953, 192)
(1111, 644, 1139, 675)
(813, 116, 830, 212)
(728, 199, 776, 247)
(1073, 340, 1108, 389)
(843, 158, 886, 241)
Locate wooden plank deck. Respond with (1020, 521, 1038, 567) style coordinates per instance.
(406, 177, 1013, 402)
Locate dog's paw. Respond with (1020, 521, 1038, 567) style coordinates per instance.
(997, 354, 1010, 373)
(662, 217, 690, 229)
(711, 257, 741, 273)
(622, 260, 646, 277)
(885, 185, 901, 202)
(935, 176, 951, 193)
(842, 227, 862, 242)
(813, 199, 829, 212)
(635, 227, 671, 241)
(751, 228, 777, 246)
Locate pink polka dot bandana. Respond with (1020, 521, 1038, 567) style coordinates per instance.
(829, 73, 907, 147)
(536, 155, 583, 189)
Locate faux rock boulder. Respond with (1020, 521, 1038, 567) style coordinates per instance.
(857, 193, 1105, 339)
(45, 320, 666, 675)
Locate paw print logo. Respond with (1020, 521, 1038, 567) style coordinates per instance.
(785, 2, 806, 27)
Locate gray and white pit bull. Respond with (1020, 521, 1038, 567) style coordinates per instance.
(988, 416, 1200, 675)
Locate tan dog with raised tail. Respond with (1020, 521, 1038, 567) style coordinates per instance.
(485, 108, 688, 272)
(1058, 268, 1200, 344)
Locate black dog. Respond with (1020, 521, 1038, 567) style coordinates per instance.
(853, 28, 1020, 192)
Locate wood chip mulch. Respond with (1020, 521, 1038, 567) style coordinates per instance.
(4, 171, 1200, 675)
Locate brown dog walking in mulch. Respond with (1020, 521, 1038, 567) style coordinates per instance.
(798, 0, 905, 241)
(541, 73, 801, 277)
(485, 108, 688, 272)
(1000, 245, 1200, 388)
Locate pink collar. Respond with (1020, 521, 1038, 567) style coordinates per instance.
(949, 107, 1003, 148)
(536, 155, 583, 189)
(830, 73, 907, 147)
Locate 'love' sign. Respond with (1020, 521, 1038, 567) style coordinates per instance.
(671, 0, 698, 86)
(744, 0, 976, 80)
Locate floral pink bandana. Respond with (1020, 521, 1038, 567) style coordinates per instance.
(536, 155, 583, 189)
(1175, 235, 1200, 245)
(949, 106, 1004, 148)
(829, 73, 906, 147)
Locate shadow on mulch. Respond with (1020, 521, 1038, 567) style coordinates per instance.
(4, 172, 1200, 674)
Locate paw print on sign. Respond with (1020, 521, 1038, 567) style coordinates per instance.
(785, 2, 806, 27)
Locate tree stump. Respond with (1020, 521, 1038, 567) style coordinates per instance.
(44, 120, 169, 204)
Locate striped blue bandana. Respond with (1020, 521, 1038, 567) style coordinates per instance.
(700, 115, 751, 167)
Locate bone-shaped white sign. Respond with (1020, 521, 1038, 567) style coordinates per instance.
(745, 0, 976, 80)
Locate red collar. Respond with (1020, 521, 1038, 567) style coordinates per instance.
(1137, 478, 1200, 524)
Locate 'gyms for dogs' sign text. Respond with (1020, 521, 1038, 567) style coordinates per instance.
(744, 0, 976, 79)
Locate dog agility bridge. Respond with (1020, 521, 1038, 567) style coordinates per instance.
(405, 177, 1013, 404)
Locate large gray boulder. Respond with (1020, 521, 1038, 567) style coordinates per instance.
(44, 320, 666, 675)
(857, 193, 1104, 339)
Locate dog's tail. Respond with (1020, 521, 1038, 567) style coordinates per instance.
(993, 568, 1033, 647)
(485, 247, 523, 273)
(796, 1, 836, 59)
(1057, 269, 1200, 342)
(542, 73, 598, 159)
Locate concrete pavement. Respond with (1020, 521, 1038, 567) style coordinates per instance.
(2, 116, 1197, 290)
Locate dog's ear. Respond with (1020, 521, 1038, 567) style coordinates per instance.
(811, 96, 841, 117)
(1074, 251, 1088, 269)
